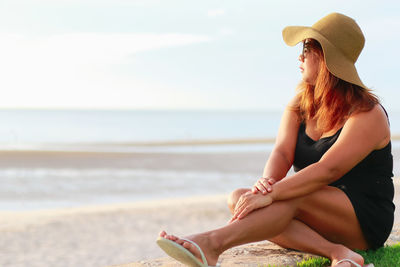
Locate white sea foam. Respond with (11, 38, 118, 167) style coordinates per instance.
(0, 167, 259, 211)
(0, 142, 274, 153)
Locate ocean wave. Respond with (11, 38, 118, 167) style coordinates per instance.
(0, 167, 259, 210)
(0, 141, 275, 153)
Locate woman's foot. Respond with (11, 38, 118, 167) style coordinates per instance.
(159, 230, 221, 266)
(330, 244, 364, 267)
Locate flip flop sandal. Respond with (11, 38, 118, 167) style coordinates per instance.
(335, 258, 374, 267)
(156, 236, 220, 267)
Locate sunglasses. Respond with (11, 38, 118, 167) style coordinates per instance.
(301, 40, 321, 59)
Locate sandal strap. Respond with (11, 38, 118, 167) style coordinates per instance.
(181, 238, 208, 266)
(336, 259, 361, 267)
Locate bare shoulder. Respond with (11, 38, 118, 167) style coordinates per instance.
(347, 104, 389, 127)
(286, 94, 300, 108)
(282, 95, 301, 121)
(344, 104, 390, 149)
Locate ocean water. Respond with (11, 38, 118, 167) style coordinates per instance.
(1, 108, 400, 149)
(0, 109, 282, 151)
(0, 109, 282, 210)
(1, 108, 400, 146)
(1, 109, 399, 211)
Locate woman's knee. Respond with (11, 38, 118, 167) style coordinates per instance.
(227, 188, 250, 213)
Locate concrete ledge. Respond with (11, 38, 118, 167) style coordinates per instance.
(113, 224, 400, 267)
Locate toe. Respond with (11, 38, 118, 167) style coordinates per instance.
(176, 238, 185, 245)
(169, 235, 179, 241)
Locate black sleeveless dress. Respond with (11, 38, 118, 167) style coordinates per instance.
(293, 123, 395, 249)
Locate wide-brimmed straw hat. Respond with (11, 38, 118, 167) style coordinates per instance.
(282, 13, 367, 89)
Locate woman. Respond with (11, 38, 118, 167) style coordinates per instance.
(157, 13, 394, 267)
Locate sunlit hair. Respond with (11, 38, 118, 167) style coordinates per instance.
(293, 39, 379, 132)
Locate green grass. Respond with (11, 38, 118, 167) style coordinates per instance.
(268, 243, 400, 267)
(296, 256, 330, 267)
(357, 243, 400, 267)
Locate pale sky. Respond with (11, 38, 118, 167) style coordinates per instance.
(0, 0, 399, 110)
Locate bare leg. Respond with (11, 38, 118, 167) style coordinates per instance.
(228, 189, 331, 253)
(160, 186, 368, 266)
(228, 188, 365, 266)
(269, 220, 364, 267)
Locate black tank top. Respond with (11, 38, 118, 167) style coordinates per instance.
(293, 123, 393, 193)
(293, 122, 395, 249)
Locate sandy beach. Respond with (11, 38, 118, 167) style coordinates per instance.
(1, 147, 400, 267)
(0, 148, 267, 266)
(0, 195, 232, 267)
(2, 183, 400, 267)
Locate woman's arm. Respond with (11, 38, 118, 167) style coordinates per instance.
(232, 97, 301, 220)
(252, 96, 300, 194)
(231, 105, 390, 221)
(256, 96, 300, 190)
(270, 104, 391, 202)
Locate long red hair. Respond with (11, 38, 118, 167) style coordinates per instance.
(294, 40, 379, 132)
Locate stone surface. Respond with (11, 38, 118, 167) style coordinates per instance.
(113, 224, 400, 267)
(114, 242, 315, 267)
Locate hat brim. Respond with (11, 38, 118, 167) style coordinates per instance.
(282, 26, 367, 89)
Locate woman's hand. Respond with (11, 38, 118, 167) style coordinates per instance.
(229, 191, 273, 223)
(252, 177, 276, 195)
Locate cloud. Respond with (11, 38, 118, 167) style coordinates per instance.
(0, 32, 212, 108)
(207, 8, 226, 17)
(0, 32, 211, 73)
(3, 0, 162, 5)
(1, 32, 209, 59)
